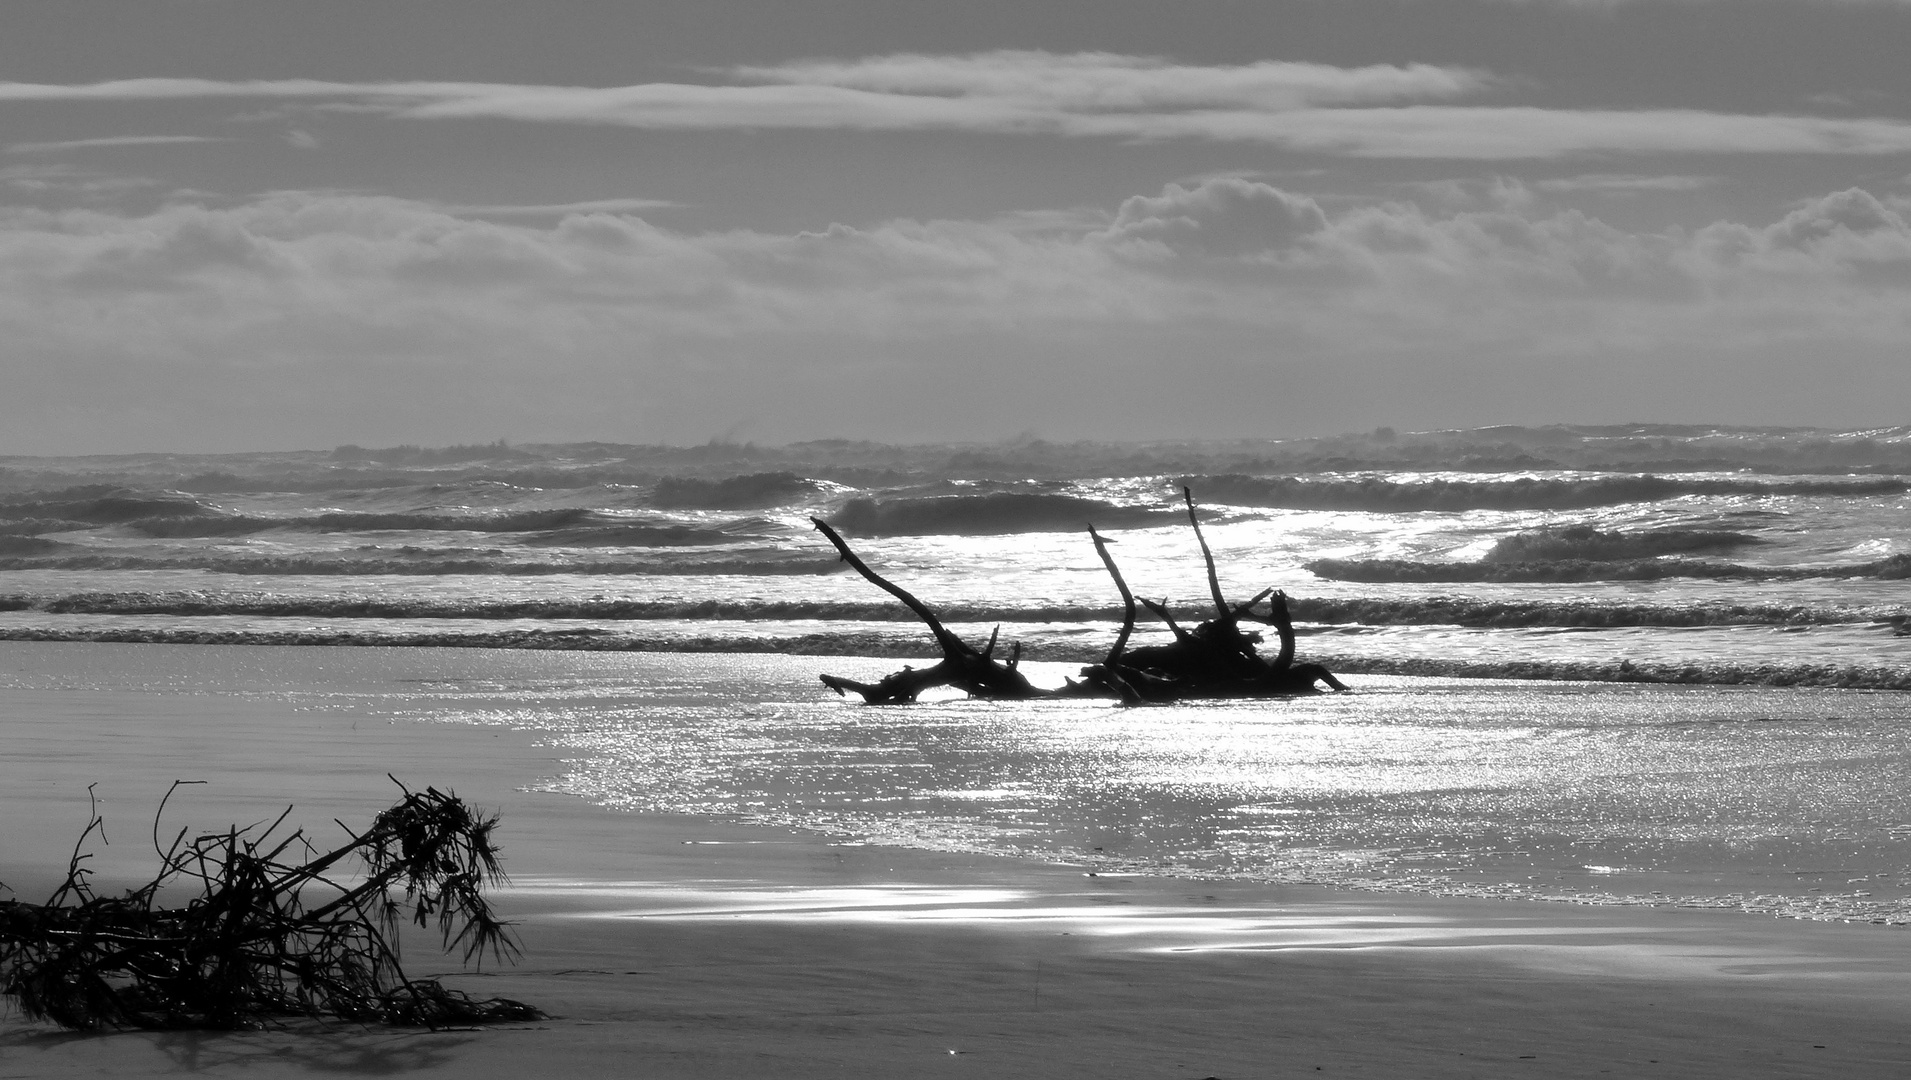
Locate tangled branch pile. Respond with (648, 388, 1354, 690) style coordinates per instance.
(0, 779, 542, 1031)
(815, 487, 1348, 704)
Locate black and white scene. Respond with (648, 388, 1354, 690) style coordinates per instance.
(4, 1, 1911, 1075)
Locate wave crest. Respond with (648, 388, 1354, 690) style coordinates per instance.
(652, 472, 823, 508)
(1307, 553, 1911, 583)
(1189, 473, 1908, 512)
(1483, 526, 1760, 563)
(1, 488, 213, 526)
(830, 493, 1176, 536)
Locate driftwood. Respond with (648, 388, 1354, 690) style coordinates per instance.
(813, 517, 1041, 702)
(815, 489, 1346, 704)
(0, 780, 541, 1031)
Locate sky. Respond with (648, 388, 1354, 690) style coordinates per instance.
(3, 0, 1910, 454)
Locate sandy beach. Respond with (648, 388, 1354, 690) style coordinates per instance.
(4, 642, 1911, 1078)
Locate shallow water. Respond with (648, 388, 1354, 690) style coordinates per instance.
(17, 642, 1896, 924)
(403, 653, 1911, 923)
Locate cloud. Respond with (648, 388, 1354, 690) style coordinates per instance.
(450, 198, 680, 217)
(2, 180, 1908, 451)
(0, 78, 428, 102)
(1533, 173, 1719, 193)
(1144, 106, 1911, 158)
(0, 163, 158, 194)
(5, 135, 224, 153)
(6, 57, 1911, 159)
(726, 51, 1489, 111)
(1100, 178, 1330, 257)
(1764, 187, 1907, 247)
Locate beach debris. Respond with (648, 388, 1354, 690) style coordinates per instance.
(0, 779, 542, 1031)
(813, 487, 1346, 703)
(812, 515, 1043, 702)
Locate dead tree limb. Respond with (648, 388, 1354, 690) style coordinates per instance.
(1062, 525, 1148, 704)
(811, 516, 966, 658)
(813, 492, 1346, 704)
(1139, 598, 1194, 643)
(1088, 525, 1135, 668)
(812, 517, 1046, 703)
(1102, 492, 1344, 697)
(1183, 486, 1229, 619)
(1265, 589, 1296, 673)
(1229, 587, 1275, 622)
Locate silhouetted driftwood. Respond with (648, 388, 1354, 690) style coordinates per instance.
(813, 516, 1045, 702)
(0, 780, 541, 1031)
(815, 489, 1346, 704)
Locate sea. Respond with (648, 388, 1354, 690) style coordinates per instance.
(4, 424, 1910, 923)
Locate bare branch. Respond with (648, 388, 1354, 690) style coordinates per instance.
(1087, 524, 1137, 667)
(812, 516, 969, 657)
(1182, 487, 1228, 619)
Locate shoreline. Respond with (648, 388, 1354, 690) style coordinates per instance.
(5, 641, 1911, 1076)
(3, 626, 1908, 692)
(13, 807, 1911, 1077)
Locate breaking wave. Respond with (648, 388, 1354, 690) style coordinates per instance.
(831, 493, 1178, 536)
(652, 472, 825, 509)
(1287, 596, 1894, 629)
(0, 554, 842, 576)
(1484, 526, 1761, 563)
(2, 591, 1892, 631)
(1307, 554, 1911, 584)
(15, 594, 960, 622)
(0, 489, 214, 529)
(517, 521, 784, 547)
(0, 536, 66, 556)
(118, 510, 791, 546)
(126, 507, 607, 537)
(1189, 473, 1909, 512)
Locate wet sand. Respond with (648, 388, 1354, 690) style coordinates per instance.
(3, 642, 1910, 1078)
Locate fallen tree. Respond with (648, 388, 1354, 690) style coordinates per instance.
(815, 488, 1347, 704)
(0, 779, 541, 1031)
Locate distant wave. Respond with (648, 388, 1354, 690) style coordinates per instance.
(16, 594, 947, 621)
(1307, 554, 1911, 584)
(1, 519, 95, 537)
(830, 493, 1178, 536)
(127, 507, 606, 537)
(0, 554, 842, 576)
(0, 490, 212, 527)
(1484, 526, 1761, 563)
(652, 472, 823, 509)
(5, 593, 1122, 623)
(3, 591, 1891, 631)
(1286, 596, 1892, 629)
(518, 521, 785, 547)
(1188, 473, 1909, 512)
(0, 536, 66, 555)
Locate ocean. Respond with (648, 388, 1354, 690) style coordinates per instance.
(4, 424, 1909, 922)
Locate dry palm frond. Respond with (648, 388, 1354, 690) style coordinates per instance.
(0, 778, 542, 1031)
